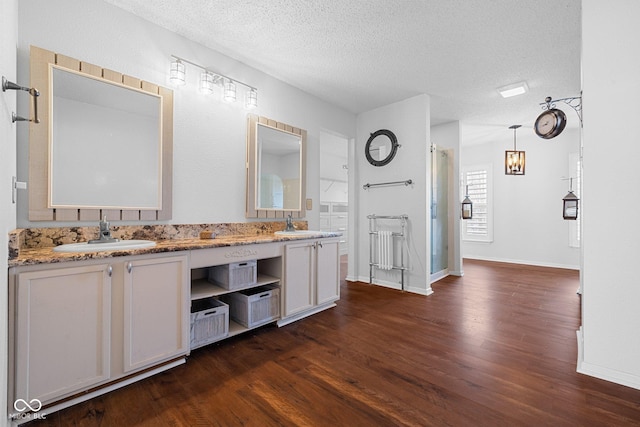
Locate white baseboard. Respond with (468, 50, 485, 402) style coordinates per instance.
(408, 285, 434, 296)
(464, 255, 579, 270)
(576, 327, 640, 391)
(430, 269, 449, 284)
(355, 276, 402, 290)
(352, 276, 433, 296)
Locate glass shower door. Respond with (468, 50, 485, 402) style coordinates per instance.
(430, 145, 449, 278)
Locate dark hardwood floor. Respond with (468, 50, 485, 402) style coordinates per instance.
(34, 258, 640, 426)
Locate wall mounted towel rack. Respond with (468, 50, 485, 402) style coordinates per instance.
(363, 179, 412, 190)
(367, 214, 409, 290)
(2, 76, 40, 123)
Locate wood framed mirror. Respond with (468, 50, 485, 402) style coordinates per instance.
(28, 45, 173, 221)
(246, 114, 306, 218)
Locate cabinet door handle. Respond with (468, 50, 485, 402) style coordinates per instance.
(318, 241, 323, 248)
(107, 265, 113, 277)
(127, 262, 133, 273)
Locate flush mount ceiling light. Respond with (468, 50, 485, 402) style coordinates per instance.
(497, 81, 529, 98)
(169, 55, 257, 109)
(505, 124, 525, 175)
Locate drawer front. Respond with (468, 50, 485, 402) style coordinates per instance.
(190, 242, 283, 269)
(331, 203, 348, 214)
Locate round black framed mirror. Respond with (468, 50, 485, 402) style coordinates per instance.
(365, 129, 399, 167)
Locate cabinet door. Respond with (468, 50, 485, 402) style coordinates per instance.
(15, 264, 111, 404)
(316, 240, 340, 305)
(283, 242, 315, 316)
(123, 255, 189, 373)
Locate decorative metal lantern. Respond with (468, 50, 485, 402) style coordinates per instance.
(505, 124, 525, 175)
(562, 178, 579, 220)
(462, 185, 473, 220)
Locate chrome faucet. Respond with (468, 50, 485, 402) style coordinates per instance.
(88, 216, 120, 244)
(285, 214, 296, 232)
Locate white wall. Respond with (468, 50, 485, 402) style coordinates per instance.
(578, 0, 640, 390)
(1, 0, 18, 424)
(431, 121, 463, 276)
(354, 94, 431, 295)
(461, 127, 581, 269)
(320, 179, 348, 203)
(16, 0, 356, 230)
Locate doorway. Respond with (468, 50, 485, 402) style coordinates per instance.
(319, 132, 349, 260)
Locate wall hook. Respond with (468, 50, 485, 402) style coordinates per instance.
(12, 176, 27, 204)
(2, 76, 40, 124)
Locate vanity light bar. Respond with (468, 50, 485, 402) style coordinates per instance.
(169, 55, 257, 109)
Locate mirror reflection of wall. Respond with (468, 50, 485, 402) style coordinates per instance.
(246, 114, 306, 218)
(50, 66, 162, 209)
(371, 139, 389, 161)
(256, 124, 301, 210)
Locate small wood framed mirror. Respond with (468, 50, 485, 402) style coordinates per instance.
(245, 114, 307, 218)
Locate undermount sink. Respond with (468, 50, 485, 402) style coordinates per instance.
(53, 239, 156, 253)
(275, 230, 329, 236)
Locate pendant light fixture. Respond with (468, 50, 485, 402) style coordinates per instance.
(505, 124, 525, 175)
(461, 185, 473, 219)
(562, 178, 579, 220)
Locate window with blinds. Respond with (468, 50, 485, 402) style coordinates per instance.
(462, 165, 493, 242)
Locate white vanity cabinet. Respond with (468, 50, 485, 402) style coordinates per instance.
(12, 263, 112, 406)
(8, 252, 190, 413)
(7, 236, 339, 417)
(280, 238, 340, 324)
(122, 255, 190, 372)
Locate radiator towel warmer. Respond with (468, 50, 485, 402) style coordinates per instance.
(368, 214, 408, 290)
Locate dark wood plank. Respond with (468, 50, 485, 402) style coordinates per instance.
(28, 258, 640, 426)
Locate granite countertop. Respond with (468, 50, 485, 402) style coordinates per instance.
(8, 221, 341, 268)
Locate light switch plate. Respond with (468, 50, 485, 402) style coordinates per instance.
(306, 198, 312, 210)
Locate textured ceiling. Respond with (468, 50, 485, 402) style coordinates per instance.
(102, 0, 581, 142)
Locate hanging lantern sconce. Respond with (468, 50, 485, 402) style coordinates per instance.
(562, 178, 579, 220)
(505, 124, 525, 175)
(462, 185, 473, 219)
